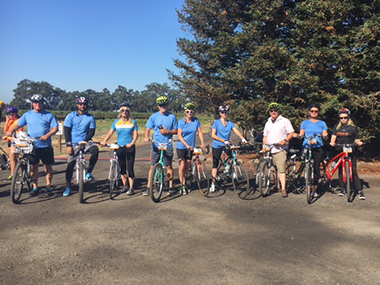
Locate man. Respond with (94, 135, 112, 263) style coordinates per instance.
(7, 94, 58, 197)
(143, 95, 178, 196)
(63, 97, 99, 197)
(262, 102, 294, 198)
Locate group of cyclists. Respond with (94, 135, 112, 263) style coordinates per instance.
(1, 95, 365, 200)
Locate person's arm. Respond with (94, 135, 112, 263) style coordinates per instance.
(262, 135, 267, 152)
(198, 128, 206, 149)
(128, 130, 138, 147)
(84, 128, 95, 142)
(159, 127, 177, 135)
(144, 127, 151, 142)
(6, 123, 21, 136)
(178, 129, 191, 149)
(211, 128, 227, 144)
(322, 130, 328, 140)
(101, 129, 115, 146)
(330, 134, 337, 146)
(279, 131, 294, 146)
(232, 127, 247, 143)
(41, 126, 58, 141)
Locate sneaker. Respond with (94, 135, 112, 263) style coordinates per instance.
(85, 173, 95, 181)
(358, 191, 366, 200)
(6, 175, 12, 180)
(169, 188, 177, 196)
(312, 192, 319, 198)
(126, 188, 134, 196)
(181, 186, 187, 196)
(45, 187, 53, 197)
(142, 189, 150, 196)
(29, 188, 39, 197)
(339, 190, 346, 196)
(63, 187, 71, 197)
(210, 184, 216, 193)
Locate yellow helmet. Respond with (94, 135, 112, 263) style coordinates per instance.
(0, 101, 4, 107)
(156, 96, 169, 105)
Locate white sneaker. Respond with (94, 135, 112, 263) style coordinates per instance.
(210, 184, 216, 193)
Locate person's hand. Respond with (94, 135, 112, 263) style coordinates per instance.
(2, 135, 6, 140)
(356, 140, 363, 146)
(241, 138, 248, 144)
(126, 143, 134, 148)
(66, 146, 73, 155)
(159, 126, 168, 135)
(100, 141, 106, 146)
(279, 140, 287, 146)
(40, 135, 49, 141)
(224, 140, 230, 145)
(201, 144, 206, 149)
(5, 131, 12, 137)
(330, 142, 336, 147)
(144, 137, 150, 143)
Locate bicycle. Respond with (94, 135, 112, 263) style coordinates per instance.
(0, 146, 10, 170)
(150, 139, 173, 203)
(212, 143, 250, 199)
(190, 145, 210, 196)
(10, 135, 39, 204)
(326, 143, 357, 202)
(105, 143, 122, 199)
(256, 144, 278, 197)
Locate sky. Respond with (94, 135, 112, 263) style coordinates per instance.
(0, 0, 188, 103)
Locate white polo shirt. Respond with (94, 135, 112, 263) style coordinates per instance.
(263, 115, 294, 154)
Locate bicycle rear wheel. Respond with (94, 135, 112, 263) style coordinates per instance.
(11, 162, 27, 204)
(345, 160, 353, 202)
(0, 153, 8, 170)
(258, 161, 271, 197)
(194, 160, 210, 196)
(305, 164, 313, 204)
(78, 162, 85, 203)
(232, 161, 250, 199)
(150, 164, 164, 203)
(109, 160, 119, 199)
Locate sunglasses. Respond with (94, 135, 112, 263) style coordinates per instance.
(269, 109, 278, 113)
(6, 113, 14, 116)
(309, 110, 319, 113)
(33, 101, 43, 104)
(219, 111, 228, 114)
(158, 104, 168, 107)
(78, 103, 87, 106)
(339, 116, 349, 120)
(120, 109, 130, 113)
(185, 110, 194, 114)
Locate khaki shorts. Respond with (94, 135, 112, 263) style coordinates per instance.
(272, 151, 287, 173)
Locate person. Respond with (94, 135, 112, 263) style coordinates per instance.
(6, 94, 58, 197)
(63, 97, 99, 197)
(297, 104, 328, 198)
(0, 101, 5, 122)
(210, 105, 247, 193)
(144, 95, 178, 196)
(2, 107, 23, 180)
(101, 103, 138, 195)
(177, 102, 206, 195)
(330, 108, 365, 200)
(262, 102, 295, 198)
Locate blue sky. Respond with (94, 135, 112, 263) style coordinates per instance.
(0, 0, 187, 103)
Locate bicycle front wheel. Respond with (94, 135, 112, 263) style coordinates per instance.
(11, 162, 27, 204)
(305, 164, 313, 204)
(232, 161, 250, 199)
(78, 162, 85, 203)
(258, 161, 271, 197)
(194, 160, 210, 197)
(109, 160, 119, 199)
(150, 164, 164, 203)
(345, 160, 353, 202)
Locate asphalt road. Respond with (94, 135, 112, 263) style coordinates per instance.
(1, 135, 380, 284)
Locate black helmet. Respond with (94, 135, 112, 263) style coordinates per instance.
(119, 102, 131, 109)
(338, 108, 351, 116)
(30, 94, 44, 103)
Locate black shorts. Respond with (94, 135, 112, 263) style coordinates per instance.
(177, 148, 193, 161)
(28, 147, 55, 165)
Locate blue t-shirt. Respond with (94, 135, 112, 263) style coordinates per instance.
(111, 118, 138, 146)
(300, 120, 328, 148)
(64, 111, 96, 145)
(146, 111, 178, 148)
(212, 119, 236, 149)
(177, 118, 201, 149)
(17, 110, 58, 148)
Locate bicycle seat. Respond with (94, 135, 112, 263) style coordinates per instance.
(289, 148, 299, 154)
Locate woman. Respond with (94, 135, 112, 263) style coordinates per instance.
(298, 104, 328, 198)
(330, 108, 365, 200)
(177, 103, 206, 195)
(101, 103, 138, 195)
(210, 105, 247, 193)
(2, 107, 23, 180)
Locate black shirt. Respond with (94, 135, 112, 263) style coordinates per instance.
(332, 124, 359, 145)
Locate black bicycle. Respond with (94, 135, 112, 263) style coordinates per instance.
(0, 146, 10, 170)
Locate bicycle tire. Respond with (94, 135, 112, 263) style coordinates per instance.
(109, 160, 118, 199)
(11, 162, 27, 204)
(305, 163, 313, 204)
(150, 163, 164, 203)
(258, 161, 271, 197)
(78, 162, 85, 203)
(194, 160, 210, 197)
(232, 161, 250, 199)
(0, 153, 8, 170)
(345, 160, 353, 202)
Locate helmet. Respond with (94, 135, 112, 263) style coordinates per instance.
(119, 102, 131, 109)
(0, 101, 4, 107)
(76, 97, 88, 105)
(267, 102, 280, 111)
(338, 108, 351, 116)
(5, 107, 18, 114)
(184, 103, 196, 110)
(30, 94, 44, 103)
(156, 96, 169, 105)
(218, 105, 229, 112)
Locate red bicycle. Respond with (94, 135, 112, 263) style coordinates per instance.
(326, 143, 356, 202)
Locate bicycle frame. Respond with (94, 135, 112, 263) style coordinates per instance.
(326, 148, 352, 183)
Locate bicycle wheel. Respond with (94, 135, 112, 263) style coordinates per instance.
(258, 161, 271, 197)
(11, 162, 27, 204)
(194, 160, 210, 196)
(150, 163, 164, 203)
(232, 161, 250, 199)
(109, 160, 118, 199)
(0, 153, 8, 170)
(345, 160, 353, 202)
(305, 163, 313, 204)
(78, 162, 85, 203)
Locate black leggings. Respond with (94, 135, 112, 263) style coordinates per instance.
(338, 154, 362, 191)
(116, 145, 136, 178)
(310, 147, 325, 186)
(66, 146, 99, 187)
